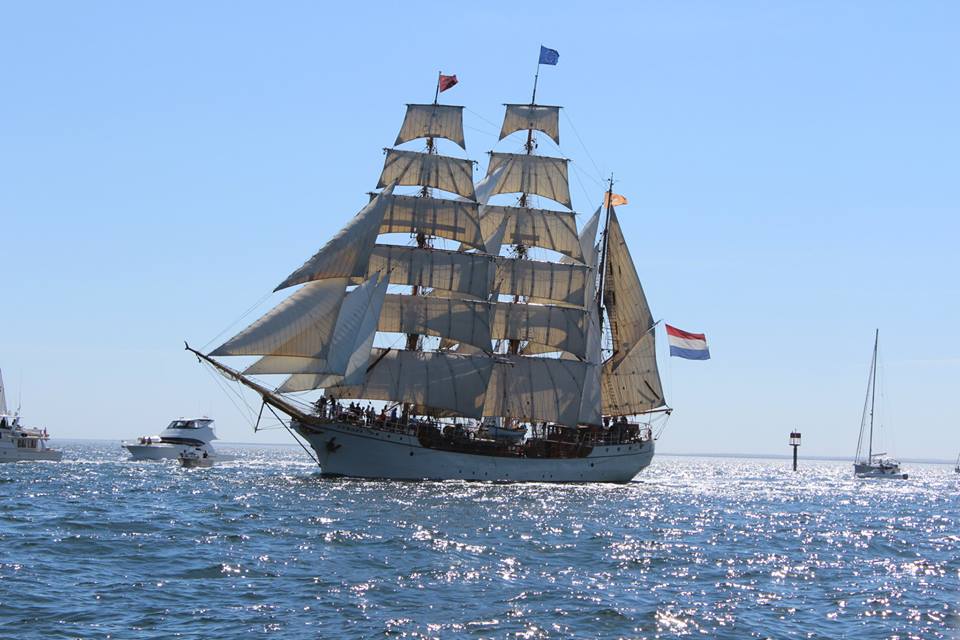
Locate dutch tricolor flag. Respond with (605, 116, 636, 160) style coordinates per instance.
(666, 324, 710, 360)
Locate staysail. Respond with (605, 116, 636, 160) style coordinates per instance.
(275, 185, 394, 290)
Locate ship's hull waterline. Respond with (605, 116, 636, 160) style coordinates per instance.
(0, 447, 63, 462)
(295, 420, 654, 483)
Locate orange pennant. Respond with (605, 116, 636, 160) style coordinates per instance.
(604, 192, 628, 207)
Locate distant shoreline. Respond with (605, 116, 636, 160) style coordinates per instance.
(46, 438, 957, 465)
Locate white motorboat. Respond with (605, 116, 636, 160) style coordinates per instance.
(123, 418, 226, 461)
(853, 331, 907, 480)
(0, 368, 62, 462)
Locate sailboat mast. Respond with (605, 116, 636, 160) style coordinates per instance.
(868, 329, 879, 460)
(596, 175, 615, 316)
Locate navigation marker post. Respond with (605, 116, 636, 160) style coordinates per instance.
(789, 431, 802, 471)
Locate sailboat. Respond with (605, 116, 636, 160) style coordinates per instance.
(853, 330, 907, 479)
(187, 73, 672, 482)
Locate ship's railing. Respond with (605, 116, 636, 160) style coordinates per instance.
(312, 403, 653, 446)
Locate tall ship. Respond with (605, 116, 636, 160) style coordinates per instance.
(0, 368, 62, 462)
(189, 70, 672, 482)
(854, 330, 907, 479)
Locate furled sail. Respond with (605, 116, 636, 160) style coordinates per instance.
(478, 205, 583, 262)
(494, 257, 589, 307)
(395, 104, 466, 149)
(368, 245, 493, 299)
(377, 149, 476, 200)
(322, 348, 495, 418)
(275, 185, 393, 291)
(212, 278, 349, 358)
(482, 355, 588, 427)
(601, 209, 665, 414)
(379, 194, 485, 250)
(379, 294, 493, 351)
(483, 152, 571, 209)
(499, 104, 560, 144)
(492, 302, 587, 358)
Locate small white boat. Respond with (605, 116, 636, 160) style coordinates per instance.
(123, 418, 227, 461)
(0, 368, 62, 463)
(853, 331, 907, 480)
(178, 446, 214, 468)
(477, 419, 527, 442)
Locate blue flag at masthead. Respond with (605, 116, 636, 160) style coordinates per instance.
(539, 46, 559, 65)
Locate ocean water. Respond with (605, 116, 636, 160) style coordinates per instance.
(0, 442, 957, 639)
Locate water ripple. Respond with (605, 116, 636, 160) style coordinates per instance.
(0, 442, 957, 638)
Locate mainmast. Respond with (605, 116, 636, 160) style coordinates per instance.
(506, 70, 543, 355)
(406, 74, 445, 352)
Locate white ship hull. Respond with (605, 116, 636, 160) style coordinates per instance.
(854, 462, 908, 480)
(296, 420, 654, 482)
(0, 444, 62, 462)
(123, 443, 230, 462)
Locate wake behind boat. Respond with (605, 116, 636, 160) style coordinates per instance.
(0, 368, 62, 462)
(123, 417, 228, 461)
(187, 66, 682, 482)
(853, 330, 907, 480)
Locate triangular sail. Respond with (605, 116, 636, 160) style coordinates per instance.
(377, 149, 476, 200)
(395, 104, 466, 149)
(484, 152, 571, 209)
(0, 368, 7, 415)
(499, 104, 561, 144)
(600, 209, 665, 415)
(275, 185, 393, 291)
(211, 278, 349, 358)
(578, 304, 604, 426)
(252, 273, 388, 384)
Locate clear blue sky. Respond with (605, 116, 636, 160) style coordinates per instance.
(2, 1, 957, 457)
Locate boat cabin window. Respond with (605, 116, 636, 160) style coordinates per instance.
(169, 420, 198, 430)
